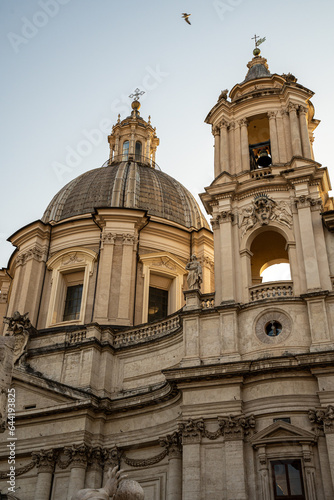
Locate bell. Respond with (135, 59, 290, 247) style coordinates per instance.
(257, 149, 272, 167)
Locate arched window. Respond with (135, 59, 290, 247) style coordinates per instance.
(122, 140, 129, 160)
(250, 230, 290, 284)
(135, 141, 142, 160)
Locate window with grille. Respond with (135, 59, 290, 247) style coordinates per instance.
(63, 284, 83, 321)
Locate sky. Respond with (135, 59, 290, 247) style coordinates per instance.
(1, 0, 334, 268)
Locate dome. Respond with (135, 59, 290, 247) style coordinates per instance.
(42, 160, 209, 229)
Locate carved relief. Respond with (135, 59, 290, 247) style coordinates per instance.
(219, 210, 234, 223)
(62, 252, 85, 266)
(239, 194, 292, 237)
(3, 311, 34, 364)
(238, 118, 248, 127)
(102, 232, 117, 245)
(219, 119, 229, 128)
(212, 125, 220, 136)
(103, 446, 122, 468)
(308, 405, 334, 434)
(63, 443, 90, 468)
(151, 257, 177, 271)
(122, 234, 137, 246)
(295, 196, 322, 211)
(199, 255, 214, 271)
(218, 414, 255, 440)
(178, 418, 205, 443)
(32, 449, 58, 473)
(159, 431, 182, 458)
(16, 246, 45, 267)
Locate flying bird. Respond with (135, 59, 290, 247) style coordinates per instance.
(182, 13, 191, 25)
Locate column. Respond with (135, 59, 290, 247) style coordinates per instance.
(276, 111, 287, 163)
(288, 103, 302, 156)
(228, 122, 235, 175)
(286, 242, 302, 296)
(219, 210, 235, 302)
(239, 249, 252, 304)
(213, 126, 220, 178)
(239, 119, 249, 171)
(64, 444, 89, 500)
(94, 231, 116, 321)
(282, 109, 292, 160)
(33, 449, 57, 500)
(268, 112, 279, 164)
(160, 432, 182, 500)
(179, 420, 203, 500)
(234, 122, 241, 173)
(298, 106, 312, 158)
(220, 120, 230, 173)
(85, 447, 103, 488)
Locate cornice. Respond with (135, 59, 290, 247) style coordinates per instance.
(163, 351, 334, 384)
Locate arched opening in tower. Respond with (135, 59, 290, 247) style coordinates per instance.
(250, 230, 291, 284)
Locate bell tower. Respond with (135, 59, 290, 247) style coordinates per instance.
(200, 40, 334, 354)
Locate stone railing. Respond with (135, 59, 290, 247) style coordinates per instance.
(249, 281, 293, 301)
(112, 314, 180, 348)
(66, 330, 87, 345)
(201, 293, 215, 309)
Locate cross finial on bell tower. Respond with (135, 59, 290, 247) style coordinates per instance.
(251, 34, 266, 56)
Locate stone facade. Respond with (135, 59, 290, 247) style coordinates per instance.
(0, 51, 333, 500)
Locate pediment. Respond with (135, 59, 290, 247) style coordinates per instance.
(13, 368, 90, 413)
(250, 421, 316, 447)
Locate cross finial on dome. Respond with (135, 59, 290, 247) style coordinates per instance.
(129, 88, 145, 101)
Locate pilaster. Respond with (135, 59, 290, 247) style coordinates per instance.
(178, 419, 203, 500)
(239, 118, 249, 171)
(160, 432, 182, 500)
(220, 120, 230, 173)
(299, 106, 312, 159)
(213, 126, 220, 178)
(288, 103, 302, 156)
(295, 196, 321, 291)
(64, 444, 89, 500)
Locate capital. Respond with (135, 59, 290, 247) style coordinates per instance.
(32, 449, 58, 473)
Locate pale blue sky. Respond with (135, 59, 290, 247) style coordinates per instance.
(1, 0, 334, 266)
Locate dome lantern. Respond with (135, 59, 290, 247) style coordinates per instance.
(108, 88, 160, 168)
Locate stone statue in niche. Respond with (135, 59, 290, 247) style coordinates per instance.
(186, 255, 202, 290)
(3, 311, 33, 365)
(239, 194, 292, 236)
(72, 467, 144, 500)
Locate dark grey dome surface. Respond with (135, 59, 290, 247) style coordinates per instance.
(244, 63, 271, 82)
(43, 161, 209, 230)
